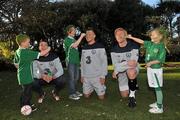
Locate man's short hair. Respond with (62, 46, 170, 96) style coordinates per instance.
(86, 27, 96, 34)
(40, 39, 48, 44)
(114, 27, 127, 36)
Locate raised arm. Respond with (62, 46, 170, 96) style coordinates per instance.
(71, 33, 86, 48)
(127, 35, 144, 45)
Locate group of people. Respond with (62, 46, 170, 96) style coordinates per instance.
(14, 25, 166, 115)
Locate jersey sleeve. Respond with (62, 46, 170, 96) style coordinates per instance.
(64, 38, 73, 49)
(80, 51, 84, 77)
(157, 44, 166, 64)
(32, 60, 41, 79)
(99, 48, 108, 78)
(130, 49, 139, 62)
(13, 51, 19, 66)
(144, 41, 151, 49)
(25, 49, 40, 61)
(53, 57, 64, 78)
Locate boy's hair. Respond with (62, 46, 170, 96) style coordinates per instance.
(40, 39, 48, 44)
(114, 27, 127, 36)
(16, 34, 30, 45)
(65, 25, 75, 35)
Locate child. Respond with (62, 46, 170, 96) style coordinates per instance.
(127, 27, 167, 113)
(14, 34, 50, 112)
(64, 25, 86, 100)
(81, 28, 108, 100)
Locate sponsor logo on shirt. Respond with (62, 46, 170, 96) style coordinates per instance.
(91, 50, 96, 54)
(153, 48, 159, 53)
(126, 53, 131, 58)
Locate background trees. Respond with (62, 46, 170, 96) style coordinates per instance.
(0, 0, 179, 62)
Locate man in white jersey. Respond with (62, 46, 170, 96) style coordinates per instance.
(81, 28, 108, 100)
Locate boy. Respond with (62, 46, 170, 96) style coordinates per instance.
(111, 28, 140, 108)
(81, 28, 108, 100)
(64, 25, 86, 100)
(14, 34, 50, 112)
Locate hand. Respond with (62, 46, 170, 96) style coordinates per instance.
(45, 47, 51, 55)
(100, 78, 105, 85)
(112, 71, 118, 79)
(47, 47, 51, 51)
(40, 47, 51, 56)
(126, 34, 132, 39)
(42, 74, 47, 81)
(15, 65, 19, 69)
(80, 33, 86, 38)
(81, 77, 84, 83)
(146, 62, 152, 67)
(42, 74, 52, 83)
(46, 76, 53, 82)
(128, 60, 137, 68)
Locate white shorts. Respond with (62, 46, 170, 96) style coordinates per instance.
(117, 67, 139, 91)
(147, 67, 163, 88)
(83, 76, 106, 96)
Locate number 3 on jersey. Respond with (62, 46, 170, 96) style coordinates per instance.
(86, 56, 91, 64)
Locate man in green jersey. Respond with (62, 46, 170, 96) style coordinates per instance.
(14, 34, 50, 112)
(64, 25, 86, 100)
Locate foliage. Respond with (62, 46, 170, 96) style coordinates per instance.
(0, 41, 14, 61)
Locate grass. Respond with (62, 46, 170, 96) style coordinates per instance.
(0, 69, 180, 120)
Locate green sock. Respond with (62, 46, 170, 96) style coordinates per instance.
(155, 87, 163, 109)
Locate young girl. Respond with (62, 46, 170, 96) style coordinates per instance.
(127, 27, 167, 114)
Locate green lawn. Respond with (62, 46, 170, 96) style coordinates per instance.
(0, 69, 180, 120)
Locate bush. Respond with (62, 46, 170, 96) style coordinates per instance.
(0, 41, 14, 62)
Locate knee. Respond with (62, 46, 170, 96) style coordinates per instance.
(84, 94, 91, 98)
(98, 95, 105, 100)
(127, 69, 137, 79)
(120, 91, 129, 98)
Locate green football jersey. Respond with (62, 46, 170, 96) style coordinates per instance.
(14, 48, 39, 85)
(64, 36, 80, 65)
(144, 41, 166, 69)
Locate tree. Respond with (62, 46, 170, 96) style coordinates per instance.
(156, 1, 180, 38)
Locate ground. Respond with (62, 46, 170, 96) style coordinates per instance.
(0, 68, 180, 120)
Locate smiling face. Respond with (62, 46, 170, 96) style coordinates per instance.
(115, 29, 127, 43)
(150, 30, 163, 43)
(39, 41, 49, 52)
(86, 30, 96, 43)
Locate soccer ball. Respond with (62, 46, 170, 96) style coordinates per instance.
(21, 105, 32, 116)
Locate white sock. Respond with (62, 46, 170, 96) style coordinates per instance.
(129, 90, 135, 98)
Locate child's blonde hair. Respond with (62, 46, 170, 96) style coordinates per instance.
(149, 26, 169, 42)
(148, 26, 170, 52)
